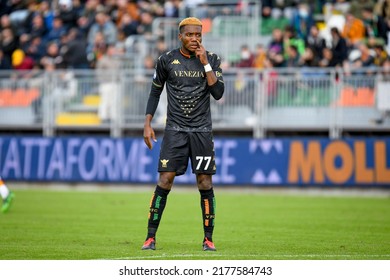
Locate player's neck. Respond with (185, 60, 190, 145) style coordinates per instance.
(180, 47, 195, 58)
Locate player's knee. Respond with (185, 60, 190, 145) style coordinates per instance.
(197, 175, 212, 190)
(158, 173, 175, 189)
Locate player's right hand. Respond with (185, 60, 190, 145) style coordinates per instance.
(143, 126, 157, 149)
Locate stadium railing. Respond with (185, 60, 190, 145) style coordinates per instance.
(0, 67, 389, 138)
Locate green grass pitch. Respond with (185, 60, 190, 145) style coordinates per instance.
(0, 187, 389, 260)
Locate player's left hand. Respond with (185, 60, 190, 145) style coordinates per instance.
(195, 40, 208, 65)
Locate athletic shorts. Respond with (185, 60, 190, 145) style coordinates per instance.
(158, 130, 216, 176)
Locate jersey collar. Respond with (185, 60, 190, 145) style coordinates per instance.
(180, 48, 196, 59)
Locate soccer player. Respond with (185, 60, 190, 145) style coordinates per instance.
(0, 176, 15, 213)
(142, 17, 224, 251)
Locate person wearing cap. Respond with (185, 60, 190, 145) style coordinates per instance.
(142, 17, 224, 251)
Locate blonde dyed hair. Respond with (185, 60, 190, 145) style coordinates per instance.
(178, 17, 202, 29)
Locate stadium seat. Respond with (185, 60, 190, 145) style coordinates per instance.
(83, 95, 100, 106)
(337, 87, 375, 107)
(0, 88, 40, 107)
(338, 87, 355, 106)
(56, 112, 101, 126)
(356, 87, 375, 106)
(201, 18, 212, 34)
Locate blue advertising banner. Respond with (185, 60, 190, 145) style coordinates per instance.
(0, 136, 389, 186)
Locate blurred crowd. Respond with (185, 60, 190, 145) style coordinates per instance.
(233, 0, 390, 71)
(0, 0, 181, 71)
(1, 0, 390, 72)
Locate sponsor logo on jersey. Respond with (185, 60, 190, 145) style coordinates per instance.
(171, 59, 181, 64)
(174, 70, 205, 78)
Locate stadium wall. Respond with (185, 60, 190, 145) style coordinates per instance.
(0, 136, 389, 187)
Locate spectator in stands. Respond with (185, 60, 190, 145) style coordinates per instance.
(40, 41, 64, 70)
(155, 37, 168, 57)
(261, 0, 273, 18)
(39, 0, 55, 31)
(46, 16, 67, 44)
(70, 0, 84, 18)
(87, 30, 106, 68)
(22, 0, 40, 36)
(319, 47, 338, 67)
(18, 33, 31, 53)
(330, 27, 348, 66)
(290, 3, 314, 40)
(61, 28, 89, 69)
(11, 49, 34, 70)
(24, 35, 46, 64)
(361, 6, 389, 44)
(325, 0, 351, 16)
(0, 14, 16, 34)
(1, 27, 18, 64)
(87, 11, 118, 55)
(139, 1, 164, 18)
(30, 13, 48, 41)
(374, 0, 390, 20)
(285, 45, 300, 67)
(373, 44, 389, 66)
(268, 28, 284, 54)
(342, 12, 366, 46)
(299, 46, 319, 67)
(283, 25, 305, 58)
(137, 11, 154, 38)
(75, 15, 91, 38)
(116, 0, 140, 26)
(118, 13, 139, 38)
(305, 25, 326, 60)
(164, 0, 181, 17)
(349, 0, 376, 19)
(268, 28, 285, 67)
(96, 44, 121, 123)
(57, 0, 79, 31)
(82, 0, 99, 23)
(236, 44, 254, 68)
(253, 44, 267, 69)
(143, 54, 155, 69)
(350, 42, 375, 69)
(0, 49, 12, 69)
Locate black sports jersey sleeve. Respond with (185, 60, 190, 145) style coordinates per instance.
(146, 48, 224, 132)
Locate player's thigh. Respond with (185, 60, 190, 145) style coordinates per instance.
(189, 132, 216, 174)
(158, 130, 190, 175)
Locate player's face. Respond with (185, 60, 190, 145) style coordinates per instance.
(179, 25, 202, 54)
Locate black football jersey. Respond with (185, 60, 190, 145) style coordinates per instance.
(152, 48, 224, 132)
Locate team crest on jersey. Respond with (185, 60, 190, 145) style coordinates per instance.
(171, 59, 181, 65)
(216, 71, 222, 77)
(160, 159, 169, 168)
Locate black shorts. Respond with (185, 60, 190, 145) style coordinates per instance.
(158, 130, 216, 176)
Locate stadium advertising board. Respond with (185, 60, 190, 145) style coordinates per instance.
(0, 136, 389, 186)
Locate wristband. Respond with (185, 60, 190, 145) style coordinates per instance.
(204, 63, 212, 72)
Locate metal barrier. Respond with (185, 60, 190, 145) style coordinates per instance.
(0, 68, 389, 138)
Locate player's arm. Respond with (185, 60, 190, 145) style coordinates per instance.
(144, 89, 160, 149)
(144, 56, 166, 149)
(195, 40, 224, 100)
